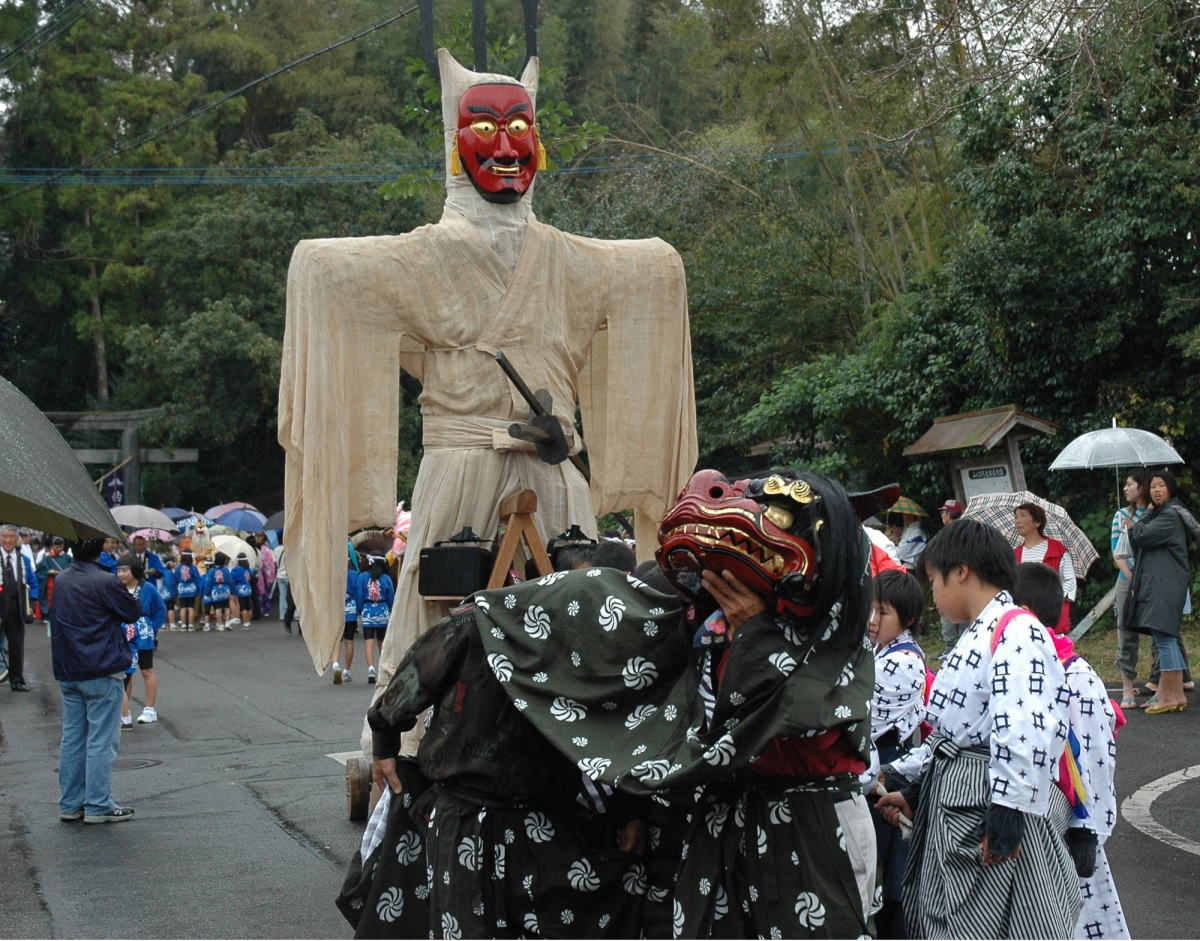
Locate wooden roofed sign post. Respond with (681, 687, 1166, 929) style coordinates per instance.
(903, 405, 1060, 503)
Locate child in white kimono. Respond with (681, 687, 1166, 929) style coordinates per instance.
(1014, 562, 1129, 940)
(867, 569, 929, 938)
(878, 519, 1081, 940)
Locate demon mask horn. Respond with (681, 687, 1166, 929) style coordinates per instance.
(439, 48, 541, 203)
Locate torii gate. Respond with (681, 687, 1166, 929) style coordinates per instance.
(44, 408, 197, 504)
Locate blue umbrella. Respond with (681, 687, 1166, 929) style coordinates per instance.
(161, 507, 194, 521)
(215, 508, 268, 533)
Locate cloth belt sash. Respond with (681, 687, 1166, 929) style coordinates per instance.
(422, 415, 579, 454)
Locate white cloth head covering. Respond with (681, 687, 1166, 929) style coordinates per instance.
(438, 48, 540, 270)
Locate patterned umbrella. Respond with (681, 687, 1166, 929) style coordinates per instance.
(963, 490, 1100, 576)
(129, 528, 176, 543)
(176, 514, 215, 533)
(890, 496, 927, 517)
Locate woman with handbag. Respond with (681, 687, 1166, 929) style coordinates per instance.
(1125, 470, 1200, 714)
(1114, 471, 1151, 708)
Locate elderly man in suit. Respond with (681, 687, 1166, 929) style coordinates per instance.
(1, 523, 38, 691)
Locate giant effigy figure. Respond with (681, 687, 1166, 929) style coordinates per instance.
(277, 50, 697, 717)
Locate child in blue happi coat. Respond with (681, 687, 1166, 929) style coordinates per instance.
(175, 551, 201, 631)
(158, 560, 178, 631)
(356, 557, 394, 685)
(331, 557, 361, 685)
(116, 554, 166, 728)
(229, 553, 255, 629)
(203, 552, 233, 631)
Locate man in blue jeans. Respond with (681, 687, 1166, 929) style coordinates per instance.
(49, 538, 141, 824)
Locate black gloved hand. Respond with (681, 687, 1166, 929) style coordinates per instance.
(984, 804, 1026, 858)
(1064, 827, 1098, 878)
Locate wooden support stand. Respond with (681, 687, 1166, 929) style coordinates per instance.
(486, 489, 554, 587)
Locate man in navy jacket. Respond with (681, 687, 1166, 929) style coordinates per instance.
(50, 538, 141, 824)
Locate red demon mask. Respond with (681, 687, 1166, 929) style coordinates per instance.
(656, 470, 825, 619)
(456, 82, 539, 204)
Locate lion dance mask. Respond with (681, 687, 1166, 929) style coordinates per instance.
(657, 469, 899, 620)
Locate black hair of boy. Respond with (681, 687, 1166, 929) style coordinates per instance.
(591, 540, 636, 573)
(1013, 562, 1064, 630)
(72, 538, 105, 562)
(872, 569, 924, 637)
(920, 517, 1016, 594)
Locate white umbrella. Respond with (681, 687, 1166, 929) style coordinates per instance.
(212, 534, 258, 568)
(111, 504, 178, 532)
(1049, 427, 1184, 470)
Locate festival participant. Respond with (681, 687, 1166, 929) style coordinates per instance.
(363, 604, 646, 938)
(254, 532, 275, 618)
(98, 536, 121, 574)
(129, 535, 165, 592)
(356, 557, 394, 686)
(36, 537, 72, 620)
(1013, 502, 1075, 632)
(174, 551, 200, 631)
(347, 468, 884, 938)
(202, 552, 233, 631)
(1013, 562, 1128, 940)
(229, 553, 255, 629)
(877, 519, 1080, 939)
(865, 569, 929, 939)
(158, 559, 178, 630)
(116, 554, 167, 727)
(331, 559, 360, 684)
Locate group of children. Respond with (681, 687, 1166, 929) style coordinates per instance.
(867, 519, 1126, 939)
(144, 549, 259, 632)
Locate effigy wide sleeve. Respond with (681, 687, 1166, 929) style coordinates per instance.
(578, 239, 698, 556)
(278, 237, 416, 673)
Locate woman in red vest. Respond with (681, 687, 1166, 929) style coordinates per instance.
(1013, 502, 1075, 633)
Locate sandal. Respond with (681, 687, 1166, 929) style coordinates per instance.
(1119, 696, 1138, 710)
(1145, 702, 1188, 715)
(1141, 683, 1159, 696)
(1141, 698, 1159, 709)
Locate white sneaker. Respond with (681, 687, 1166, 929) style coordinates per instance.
(202, 623, 211, 632)
(136, 707, 158, 724)
(120, 716, 133, 731)
(215, 624, 226, 632)
(342, 669, 352, 683)
(229, 617, 241, 626)
(332, 662, 343, 684)
(367, 666, 377, 685)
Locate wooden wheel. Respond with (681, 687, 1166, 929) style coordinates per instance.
(346, 756, 372, 822)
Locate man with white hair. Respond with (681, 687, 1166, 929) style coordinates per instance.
(1, 523, 38, 691)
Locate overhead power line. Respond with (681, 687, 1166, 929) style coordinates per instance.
(0, 0, 93, 76)
(0, 139, 932, 186)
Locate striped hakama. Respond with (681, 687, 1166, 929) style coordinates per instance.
(903, 735, 1082, 940)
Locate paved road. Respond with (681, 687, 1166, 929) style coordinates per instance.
(2, 615, 1200, 937)
(0, 617, 366, 939)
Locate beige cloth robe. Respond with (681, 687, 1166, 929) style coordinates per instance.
(278, 207, 697, 695)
